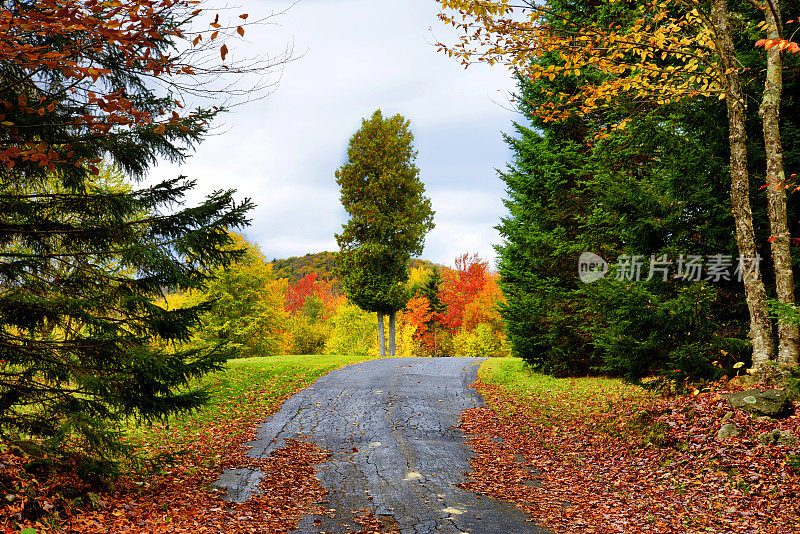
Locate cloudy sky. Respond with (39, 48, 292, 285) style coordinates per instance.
(148, 0, 520, 268)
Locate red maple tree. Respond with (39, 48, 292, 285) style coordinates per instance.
(440, 253, 490, 332)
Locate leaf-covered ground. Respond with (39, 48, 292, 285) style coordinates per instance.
(462, 358, 800, 534)
(2, 355, 398, 534)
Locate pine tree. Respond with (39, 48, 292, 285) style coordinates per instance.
(420, 266, 445, 317)
(419, 266, 445, 356)
(438, 0, 800, 376)
(335, 110, 434, 357)
(0, 1, 272, 460)
(496, 64, 761, 378)
(0, 166, 252, 459)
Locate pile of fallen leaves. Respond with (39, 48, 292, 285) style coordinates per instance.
(2, 387, 331, 534)
(2, 382, 396, 533)
(460, 381, 800, 534)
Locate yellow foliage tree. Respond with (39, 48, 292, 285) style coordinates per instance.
(325, 301, 377, 357)
(163, 233, 289, 358)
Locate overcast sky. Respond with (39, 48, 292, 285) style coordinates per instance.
(148, 0, 519, 268)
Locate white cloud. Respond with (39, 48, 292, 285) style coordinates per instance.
(148, 0, 519, 266)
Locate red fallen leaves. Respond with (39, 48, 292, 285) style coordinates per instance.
(3, 379, 401, 534)
(1, 383, 318, 532)
(459, 381, 800, 534)
(349, 509, 401, 534)
(66, 438, 330, 534)
(2, 436, 331, 534)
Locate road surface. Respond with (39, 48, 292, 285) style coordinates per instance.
(215, 357, 549, 534)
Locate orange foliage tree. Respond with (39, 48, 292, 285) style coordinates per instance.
(0, 0, 287, 176)
(462, 272, 505, 334)
(403, 295, 436, 354)
(285, 273, 344, 320)
(401, 254, 507, 358)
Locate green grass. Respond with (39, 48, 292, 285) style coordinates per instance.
(126, 353, 382, 454)
(479, 357, 654, 423)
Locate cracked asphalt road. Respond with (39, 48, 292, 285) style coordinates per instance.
(215, 357, 549, 534)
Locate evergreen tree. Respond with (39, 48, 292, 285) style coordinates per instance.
(335, 110, 434, 357)
(497, 69, 753, 378)
(494, 0, 800, 380)
(0, 1, 269, 460)
(0, 166, 252, 458)
(496, 97, 602, 375)
(419, 266, 446, 316)
(418, 266, 445, 356)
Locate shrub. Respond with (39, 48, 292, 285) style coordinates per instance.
(454, 323, 504, 358)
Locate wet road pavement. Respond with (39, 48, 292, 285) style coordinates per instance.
(214, 357, 549, 534)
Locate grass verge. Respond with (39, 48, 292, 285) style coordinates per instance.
(126, 353, 381, 457)
(478, 356, 653, 421)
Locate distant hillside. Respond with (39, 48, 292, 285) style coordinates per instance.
(409, 257, 438, 272)
(269, 252, 439, 283)
(270, 252, 338, 282)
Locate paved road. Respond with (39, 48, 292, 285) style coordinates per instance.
(215, 357, 549, 534)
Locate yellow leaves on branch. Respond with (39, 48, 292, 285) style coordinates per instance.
(439, 0, 512, 17)
(435, 0, 723, 125)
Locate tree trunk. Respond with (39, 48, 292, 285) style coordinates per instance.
(377, 311, 386, 358)
(712, 0, 775, 368)
(433, 323, 438, 357)
(760, 1, 799, 368)
(389, 311, 396, 358)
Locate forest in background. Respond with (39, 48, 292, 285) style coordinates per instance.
(269, 252, 436, 283)
(169, 237, 509, 362)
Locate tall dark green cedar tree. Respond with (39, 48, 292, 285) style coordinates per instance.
(496, 73, 752, 379)
(0, 2, 256, 462)
(335, 110, 434, 358)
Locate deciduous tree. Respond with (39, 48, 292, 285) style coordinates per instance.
(335, 110, 434, 357)
(0, 0, 285, 177)
(167, 233, 288, 359)
(757, 1, 799, 366)
(324, 301, 377, 357)
(440, 253, 489, 333)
